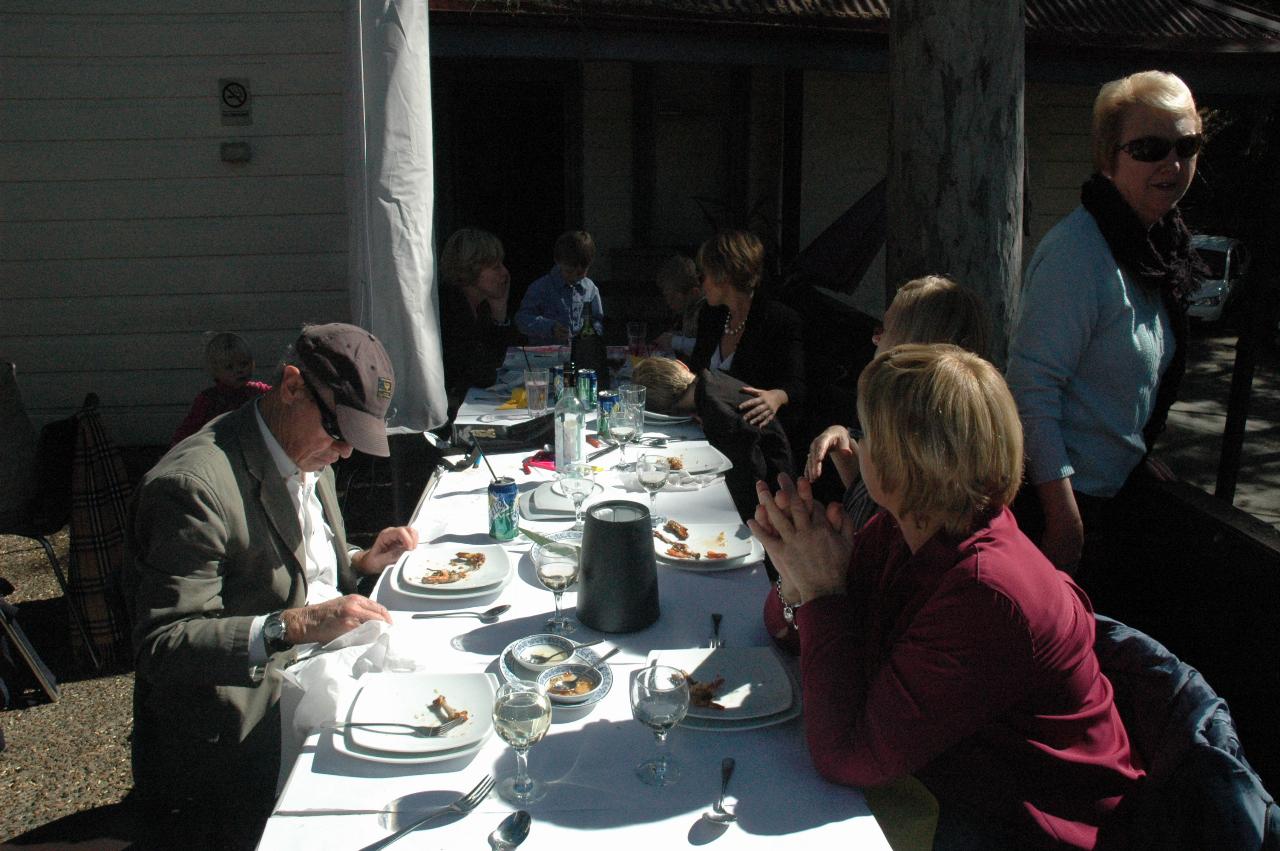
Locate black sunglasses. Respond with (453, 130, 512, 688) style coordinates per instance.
(1115, 134, 1203, 163)
(299, 371, 344, 443)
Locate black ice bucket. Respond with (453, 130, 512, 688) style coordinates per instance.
(576, 500, 660, 633)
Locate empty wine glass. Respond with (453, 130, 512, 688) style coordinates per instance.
(558, 461, 595, 530)
(637, 455, 670, 528)
(493, 680, 553, 804)
(630, 664, 689, 786)
(612, 402, 642, 472)
(534, 537, 579, 635)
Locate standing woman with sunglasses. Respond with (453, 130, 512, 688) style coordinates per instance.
(1007, 70, 1205, 577)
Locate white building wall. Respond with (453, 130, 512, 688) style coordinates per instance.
(0, 2, 349, 444)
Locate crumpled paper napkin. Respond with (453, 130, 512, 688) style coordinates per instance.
(277, 620, 419, 757)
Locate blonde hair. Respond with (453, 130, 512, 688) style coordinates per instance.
(887, 275, 992, 360)
(632, 357, 695, 414)
(440, 228, 504, 290)
(1092, 70, 1201, 174)
(656, 255, 699, 296)
(697, 230, 764, 294)
(204, 332, 252, 373)
(857, 344, 1023, 537)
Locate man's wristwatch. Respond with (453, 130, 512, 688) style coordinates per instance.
(263, 610, 293, 655)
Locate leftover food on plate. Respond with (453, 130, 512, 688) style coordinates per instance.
(419, 552, 487, 585)
(666, 456, 685, 471)
(653, 529, 727, 560)
(546, 671, 597, 697)
(686, 673, 727, 710)
(430, 695, 469, 722)
(663, 519, 689, 540)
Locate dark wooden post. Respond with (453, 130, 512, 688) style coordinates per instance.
(887, 0, 1026, 362)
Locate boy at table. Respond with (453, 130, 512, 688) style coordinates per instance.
(751, 345, 1143, 849)
(515, 229, 604, 345)
(126, 324, 418, 849)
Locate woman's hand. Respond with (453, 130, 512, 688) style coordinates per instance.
(1036, 478, 1083, 570)
(749, 476, 854, 604)
(806, 425, 860, 487)
(738, 387, 788, 427)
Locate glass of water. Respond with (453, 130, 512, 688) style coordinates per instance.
(637, 455, 670, 528)
(493, 680, 553, 804)
(524, 368, 550, 416)
(630, 665, 689, 786)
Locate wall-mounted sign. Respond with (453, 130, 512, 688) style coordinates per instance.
(220, 78, 251, 126)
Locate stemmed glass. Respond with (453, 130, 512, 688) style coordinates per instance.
(558, 461, 595, 530)
(630, 665, 690, 786)
(493, 681, 552, 804)
(605, 401, 641, 472)
(637, 455, 670, 528)
(534, 537, 579, 635)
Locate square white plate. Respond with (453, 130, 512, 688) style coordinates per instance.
(346, 672, 495, 754)
(398, 545, 510, 593)
(664, 445, 733, 475)
(654, 523, 753, 567)
(649, 647, 793, 720)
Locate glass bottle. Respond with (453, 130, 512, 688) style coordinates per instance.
(554, 364, 588, 468)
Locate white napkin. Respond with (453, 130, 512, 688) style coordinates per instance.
(276, 620, 420, 789)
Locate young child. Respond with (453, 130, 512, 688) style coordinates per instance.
(171, 332, 272, 446)
(651, 254, 702, 357)
(515, 230, 604, 345)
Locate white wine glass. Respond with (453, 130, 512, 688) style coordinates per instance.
(637, 455, 670, 528)
(558, 461, 595, 531)
(630, 664, 689, 786)
(610, 403, 642, 472)
(534, 538, 579, 635)
(493, 680, 552, 805)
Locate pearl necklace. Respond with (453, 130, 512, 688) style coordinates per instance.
(723, 310, 749, 336)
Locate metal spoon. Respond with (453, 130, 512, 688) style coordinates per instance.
(488, 809, 531, 850)
(411, 604, 511, 623)
(706, 757, 737, 823)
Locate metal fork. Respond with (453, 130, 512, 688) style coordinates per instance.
(332, 715, 467, 738)
(357, 774, 495, 851)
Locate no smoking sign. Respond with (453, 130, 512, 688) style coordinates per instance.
(219, 77, 251, 126)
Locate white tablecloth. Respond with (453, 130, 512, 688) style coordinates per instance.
(259, 393, 891, 850)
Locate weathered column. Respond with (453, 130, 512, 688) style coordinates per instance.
(887, 0, 1025, 362)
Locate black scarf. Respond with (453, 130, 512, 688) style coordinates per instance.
(1080, 173, 1203, 302)
(1081, 173, 1198, 450)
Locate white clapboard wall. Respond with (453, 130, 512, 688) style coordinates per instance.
(0, 1, 350, 445)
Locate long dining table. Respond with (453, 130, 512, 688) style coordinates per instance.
(257, 387, 891, 850)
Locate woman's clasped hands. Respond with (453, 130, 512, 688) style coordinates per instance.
(748, 474, 856, 607)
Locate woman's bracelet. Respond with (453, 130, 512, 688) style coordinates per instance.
(776, 578, 801, 628)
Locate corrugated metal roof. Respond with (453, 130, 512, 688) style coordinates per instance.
(430, 0, 1280, 52)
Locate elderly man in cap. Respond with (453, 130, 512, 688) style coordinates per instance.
(126, 323, 417, 848)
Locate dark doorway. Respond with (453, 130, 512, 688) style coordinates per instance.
(432, 59, 579, 307)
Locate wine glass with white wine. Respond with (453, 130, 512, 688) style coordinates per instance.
(636, 455, 670, 528)
(630, 664, 690, 786)
(493, 680, 552, 804)
(534, 537, 580, 635)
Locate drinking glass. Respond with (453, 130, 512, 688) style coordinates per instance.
(524, 368, 550, 416)
(609, 403, 642, 472)
(493, 681, 553, 804)
(626, 322, 648, 359)
(558, 461, 595, 531)
(637, 455, 670, 528)
(630, 665, 689, 786)
(534, 536, 580, 634)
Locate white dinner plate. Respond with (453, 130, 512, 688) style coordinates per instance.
(344, 672, 496, 754)
(654, 523, 754, 569)
(389, 554, 513, 601)
(663, 445, 733, 475)
(331, 731, 487, 765)
(649, 647, 793, 721)
(398, 544, 510, 593)
(498, 642, 613, 709)
(644, 410, 694, 425)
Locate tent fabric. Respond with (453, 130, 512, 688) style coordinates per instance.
(346, 0, 447, 433)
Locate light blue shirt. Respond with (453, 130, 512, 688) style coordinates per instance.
(515, 266, 604, 345)
(1007, 206, 1174, 498)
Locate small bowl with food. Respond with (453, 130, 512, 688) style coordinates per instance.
(537, 663, 603, 705)
(510, 634, 578, 673)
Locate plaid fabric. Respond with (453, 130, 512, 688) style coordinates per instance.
(68, 398, 133, 668)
